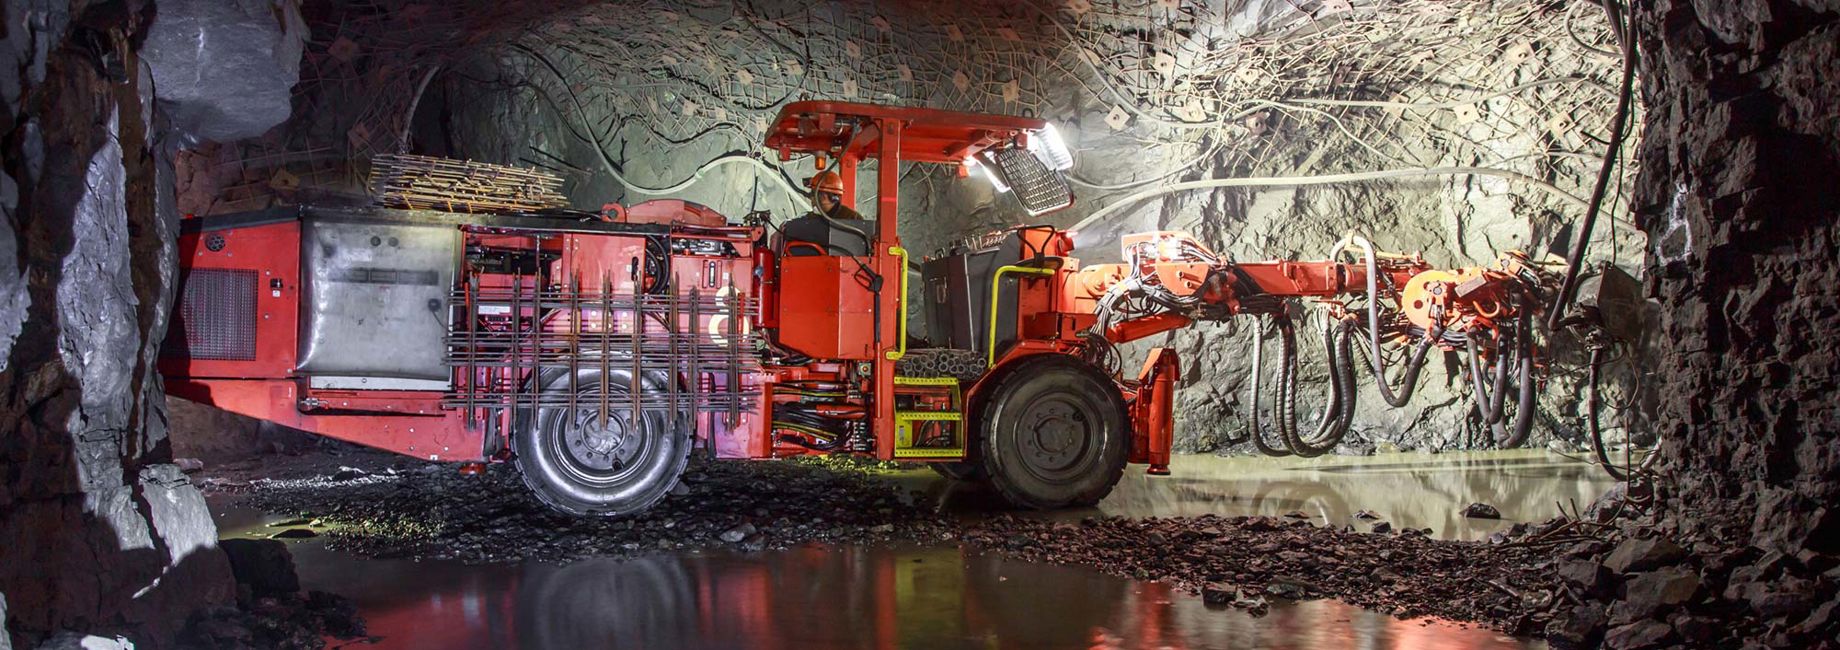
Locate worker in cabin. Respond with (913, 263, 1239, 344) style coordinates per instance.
(808, 170, 863, 221)
(776, 169, 872, 256)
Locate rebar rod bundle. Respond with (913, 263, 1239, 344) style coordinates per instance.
(370, 153, 568, 214)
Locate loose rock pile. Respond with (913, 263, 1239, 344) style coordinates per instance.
(1542, 530, 1840, 649)
(958, 513, 1558, 629)
(225, 458, 951, 563)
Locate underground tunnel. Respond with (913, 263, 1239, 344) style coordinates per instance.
(1, 0, 1837, 648)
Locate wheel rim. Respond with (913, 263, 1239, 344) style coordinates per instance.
(1014, 393, 1100, 484)
(545, 388, 658, 489)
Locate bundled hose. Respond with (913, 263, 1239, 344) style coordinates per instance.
(1245, 316, 1293, 457)
(1244, 313, 1359, 458)
(1465, 310, 1537, 448)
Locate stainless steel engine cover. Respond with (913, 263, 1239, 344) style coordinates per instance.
(297, 217, 457, 381)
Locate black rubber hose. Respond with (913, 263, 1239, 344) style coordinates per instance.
(1487, 313, 1538, 449)
(1275, 316, 1299, 451)
(1246, 317, 1293, 457)
(1548, 0, 1639, 331)
(1466, 332, 1511, 426)
(1490, 353, 1536, 448)
(1302, 317, 1348, 449)
(1585, 347, 1631, 480)
(1283, 318, 1357, 458)
(1351, 237, 1434, 407)
(1334, 322, 1359, 438)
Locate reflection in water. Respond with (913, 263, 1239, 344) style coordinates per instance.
(285, 543, 1536, 650)
(915, 450, 1614, 541)
(211, 449, 1592, 649)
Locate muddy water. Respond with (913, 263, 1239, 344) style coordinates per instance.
(217, 450, 1606, 649)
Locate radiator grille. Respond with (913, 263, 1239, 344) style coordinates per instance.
(166, 268, 258, 360)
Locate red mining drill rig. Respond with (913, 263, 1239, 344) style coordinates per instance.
(162, 101, 1565, 516)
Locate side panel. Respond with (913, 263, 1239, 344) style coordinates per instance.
(161, 221, 301, 379)
(774, 256, 876, 360)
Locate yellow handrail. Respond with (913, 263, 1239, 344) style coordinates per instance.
(885, 245, 910, 361)
(986, 265, 1057, 367)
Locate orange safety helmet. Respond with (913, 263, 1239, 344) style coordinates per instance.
(806, 170, 845, 197)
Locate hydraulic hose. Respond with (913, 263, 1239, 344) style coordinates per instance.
(1467, 312, 1537, 448)
(1281, 317, 1358, 458)
(1466, 333, 1512, 426)
(1494, 338, 1537, 449)
(1348, 236, 1436, 407)
(1246, 317, 1293, 457)
(1585, 346, 1631, 480)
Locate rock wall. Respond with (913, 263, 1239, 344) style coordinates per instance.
(1631, 0, 1840, 555)
(0, 0, 303, 646)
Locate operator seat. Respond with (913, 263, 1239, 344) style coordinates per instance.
(778, 213, 875, 257)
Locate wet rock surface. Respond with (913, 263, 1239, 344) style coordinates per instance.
(213, 449, 1579, 638)
(181, 538, 365, 649)
(959, 514, 1556, 630)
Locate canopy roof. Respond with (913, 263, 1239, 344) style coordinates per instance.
(764, 101, 1047, 165)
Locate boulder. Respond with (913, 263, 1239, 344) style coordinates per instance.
(1462, 503, 1502, 519)
(1557, 559, 1612, 597)
(1604, 537, 1687, 574)
(1620, 567, 1700, 618)
(1201, 582, 1237, 606)
(1603, 620, 1674, 650)
(219, 539, 301, 598)
(1546, 605, 1607, 647)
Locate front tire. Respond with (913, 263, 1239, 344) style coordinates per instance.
(978, 355, 1128, 509)
(515, 369, 689, 516)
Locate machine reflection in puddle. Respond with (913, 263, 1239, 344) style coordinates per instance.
(267, 541, 1537, 650)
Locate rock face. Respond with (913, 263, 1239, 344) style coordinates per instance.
(1630, 0, 1840, 562)
(143, 0, 306, 144)
(1529, 2, 1840, 646)
(0, 0, 302, 646)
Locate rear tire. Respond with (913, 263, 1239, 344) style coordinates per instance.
(515, 369, 690, 516)
(978, 355, 1128, 509)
